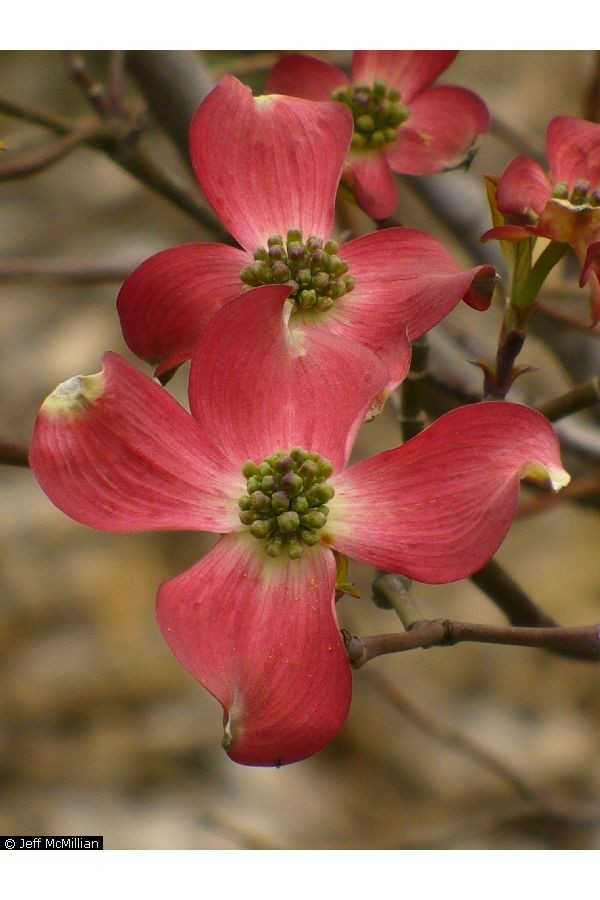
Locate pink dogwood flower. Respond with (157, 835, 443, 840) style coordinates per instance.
(266, 51, 490, 220)
(482, 116, 600, 324)
(117, 75, 495, 391)
(30, 285, 569, 767)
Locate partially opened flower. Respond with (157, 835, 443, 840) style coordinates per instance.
(266, 51, 490, 220)
(31, 285, 569, 767)
(117, 74, 495, 391)
(482, 116, 600, 324)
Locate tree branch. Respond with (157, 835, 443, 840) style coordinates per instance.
(345, 619, 600, 666)
(536, 377, 600, 422)
(0, 438, 29, 467)
(362, 668, 541, 803)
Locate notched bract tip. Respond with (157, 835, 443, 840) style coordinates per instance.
(41, 371, 105, 417)
(521, 460, 571, 493)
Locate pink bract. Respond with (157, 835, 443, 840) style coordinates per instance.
(30, 285, 569, 767)
(482, 116, 600, 324)
(117, 74, 495, 388)
(266, 51, 490, 220)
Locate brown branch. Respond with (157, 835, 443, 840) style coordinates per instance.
(0, 91, 72, 134)
(66, 52, 115, 119)
(471, 558, 558, 628)
(126, 50, 214, 166)
(345, 620, 600, 666)
(517, 477, 600, 519)
(536, 377, 600, 422)
(108, 50, 126, 111)
(363, 668, 541, 803)
(0, 128, 97, 181)
(0, 439, 29, 467)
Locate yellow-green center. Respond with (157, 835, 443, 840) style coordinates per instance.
(332, 80, 410, 150)
(240, 230, 355, 313)
(238, 447, 335, 559)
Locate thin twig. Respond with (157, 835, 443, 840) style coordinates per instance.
(0, 127, 97, 181)
(363, 668, 541, 803)
(517, 477, 600, 519)
(346, 620, 600, 666)
(0, 91, 72, 134)
(108, 50, 126, 112)
(66, 51, 115, 119)
(395, 334, 429, 443)
(0, 439, 29, 467)
(471, 558, 558, 628)
(537, 377, 600, 422)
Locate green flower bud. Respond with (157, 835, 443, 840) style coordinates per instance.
(239, 510, 256, 525)
(238, 495, 252, 511)
(306, 236, 323, 252)
(332, 86, 353, 103)
(371, 130, 386, 148)
(242, 460, 259, 478)
(329, 279, 347, 299)
(324, 239, 339, 255)
(290, 446, 309, 464)
(272, 261, 291, 283)
(246, 475, 262, 493)
(281, 472, 303, 495)
(261, 475, 277, 493)
(287, 539, 304, 560)
(384, 127, 398, 143)
(312, 271, 330, 291)
(310, 249, 328, 271)
(301, 528, 320, 546)
(275, 455, 295, 474)
(253, 246, 268, 261)
(306, 482, 335, 506)
(299, 289, 317, 309)
(271, 491, 290, 512)
(318, 458, 334, 479)
(268, 244, 284, 261)
(291, 496, 309, 513)
(315, 296, 334, 312)
(343, 275, 356, 293)
(351, 132, 367, 150)
(299, 459, 319, 481)
(251, 260, 271, 283)
(326, 255, 344, 275)
(286, 228, 303, 244)
(277, 510, 300, 534)
(288, 242, 306, 263)
(240, 266, 258, 286)
(297, 268, 312, 285)
(302, 510, 327, 529)
(388, 88, 401, 102)
(258, 462, 273, 477)
(571, 180, 590, 204)
(268, 234, 284, 247)
(250, 491, 271, 513)
(266, 535, 283, 557)
(356, 114, 375, 133)
(389, 104, 409, 127)
(250, 518, 276, 539)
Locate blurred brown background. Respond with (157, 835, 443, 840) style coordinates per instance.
(0, 50, 598, 849)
